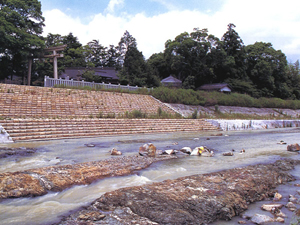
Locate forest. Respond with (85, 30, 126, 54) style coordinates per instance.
(1, 0, 300, 100)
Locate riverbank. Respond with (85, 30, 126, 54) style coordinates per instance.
(57, 159, 299, 225)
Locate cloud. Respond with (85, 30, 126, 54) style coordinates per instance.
(105, 0, 124, 14)
(42, 0, 300, 61)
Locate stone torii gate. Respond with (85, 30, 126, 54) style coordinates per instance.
(43, 45, 67, 79)
(27, 45, 66, 85)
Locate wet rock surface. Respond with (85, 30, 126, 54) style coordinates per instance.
(58, 159, 299, 225)
(0, 155, 176, 199)
(0, 147, 36, 159)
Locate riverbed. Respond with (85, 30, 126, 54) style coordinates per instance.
(0, 128, 299, 224)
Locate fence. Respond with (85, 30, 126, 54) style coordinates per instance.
(44, 76, 151, 92)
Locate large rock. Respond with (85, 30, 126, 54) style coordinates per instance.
(58, 159, 298, 225)
(251, 214, 274, 224)
(287, 143, 300, 152)
(0, 155, 176, 199)
(139, 143, 156, 157)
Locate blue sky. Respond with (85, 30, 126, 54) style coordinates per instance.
(40, 0, 300, 62)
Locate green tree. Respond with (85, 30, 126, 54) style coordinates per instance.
(285, 60, 300, 99)
(84, 39, 107, 67)
(0, 0, 45, 81)
(245, 42, 289, 98)
(163, 28, 218, 89)
(119, 46, 160, 87)
(117, 30, 137, 67)
(214, 23, 247, 82)
(62, 33, 86, 67)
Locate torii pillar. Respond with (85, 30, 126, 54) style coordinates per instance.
(43, 45, 67, 79)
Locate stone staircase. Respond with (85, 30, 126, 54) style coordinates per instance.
(0, 118, 218, 142)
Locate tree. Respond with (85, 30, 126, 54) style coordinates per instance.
(84, 40, 107, 67)
(117, 30, 137, 67)
(62, 33, 86, 67)
(214, 23, 247, 82)
(119, 46, 160, 87)
(245, 42, 289, 98)
(0, 0, 45, 81)
(163, 28, 218, 89)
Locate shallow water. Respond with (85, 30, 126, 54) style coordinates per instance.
(0, 128, 299, 225)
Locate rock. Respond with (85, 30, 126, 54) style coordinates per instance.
(277, 140, 287, 145)
(223, 152, 234, 156)
(251, 214, 274, 224)
(275, 217, 285, 223)
(85, 144, 95, 147)
(148, 144, 156, 157)
(201, 151, 214, 157)
(57, 159, 297, 225)
(274, 210, 286, 218)
(0, 155, 176, 199)
(286, 202, 297, 211)
(111, 148, 122, 155)
(289, 194, 298, 203)
(273, 192, 282, 201)
(287, 143, 300, 152)
(261, 203, 283, 212)
(191, 147, 203, 156)
(78, 211, 105, 221)
(163, 149, 175, 155)
(139, 143, 150, 156)
(238, 221, 247, 224)
(180, 147, 192, 154)
(240, 149, 246, 153)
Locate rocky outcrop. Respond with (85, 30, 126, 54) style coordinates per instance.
(0, 155, 176, 199)
(58, 159, 298, 225)
(0, 147, 36, 159)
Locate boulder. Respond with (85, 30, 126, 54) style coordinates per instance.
(223, 152, 234, 156)
(287, 143, 300, 152)
(251, 214, 274, 224)
(180, 147, 192, 154)
(163, 149, 175, 155)
(286, 202, 297, 211)
(111, 148, 122, 156)
(273, 192, 282, 201)
(289, 194, 298, 203)
(261, 203, 283, 212)
(139, 143, 150, 156)
(148, 144, 156, 157)
(191, 147, 203, 156)
(201, 151, 214, 157)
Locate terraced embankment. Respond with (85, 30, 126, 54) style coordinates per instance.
(0, 84, 218, 142)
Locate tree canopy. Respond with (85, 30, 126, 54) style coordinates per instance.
(0, 1, 299, 101)
(0, 0, 44, 80)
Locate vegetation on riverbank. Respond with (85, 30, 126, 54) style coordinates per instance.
(54, 84, 300, 110)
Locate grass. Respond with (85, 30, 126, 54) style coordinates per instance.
(53, 84, 300, 110)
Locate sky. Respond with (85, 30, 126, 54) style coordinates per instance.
(40, 0, 300, 62)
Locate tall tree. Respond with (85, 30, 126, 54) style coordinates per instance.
(117, 30, 137, 67)
(119, 46, 159, 87)
(0, 0, 45, 81)
(84, 40, 107, 67)
(62, 33, 86, 67)
(214, 23, 247, 82)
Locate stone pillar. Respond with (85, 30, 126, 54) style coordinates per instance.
(27, 58, 32, 86)
(53, 50, 58, 79)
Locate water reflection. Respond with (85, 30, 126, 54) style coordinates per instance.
(0, 128, 299, 224)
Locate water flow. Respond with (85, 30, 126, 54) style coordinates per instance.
(0, 128, 299, 224)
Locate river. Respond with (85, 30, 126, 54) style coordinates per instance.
(0, 128, 299, 225)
